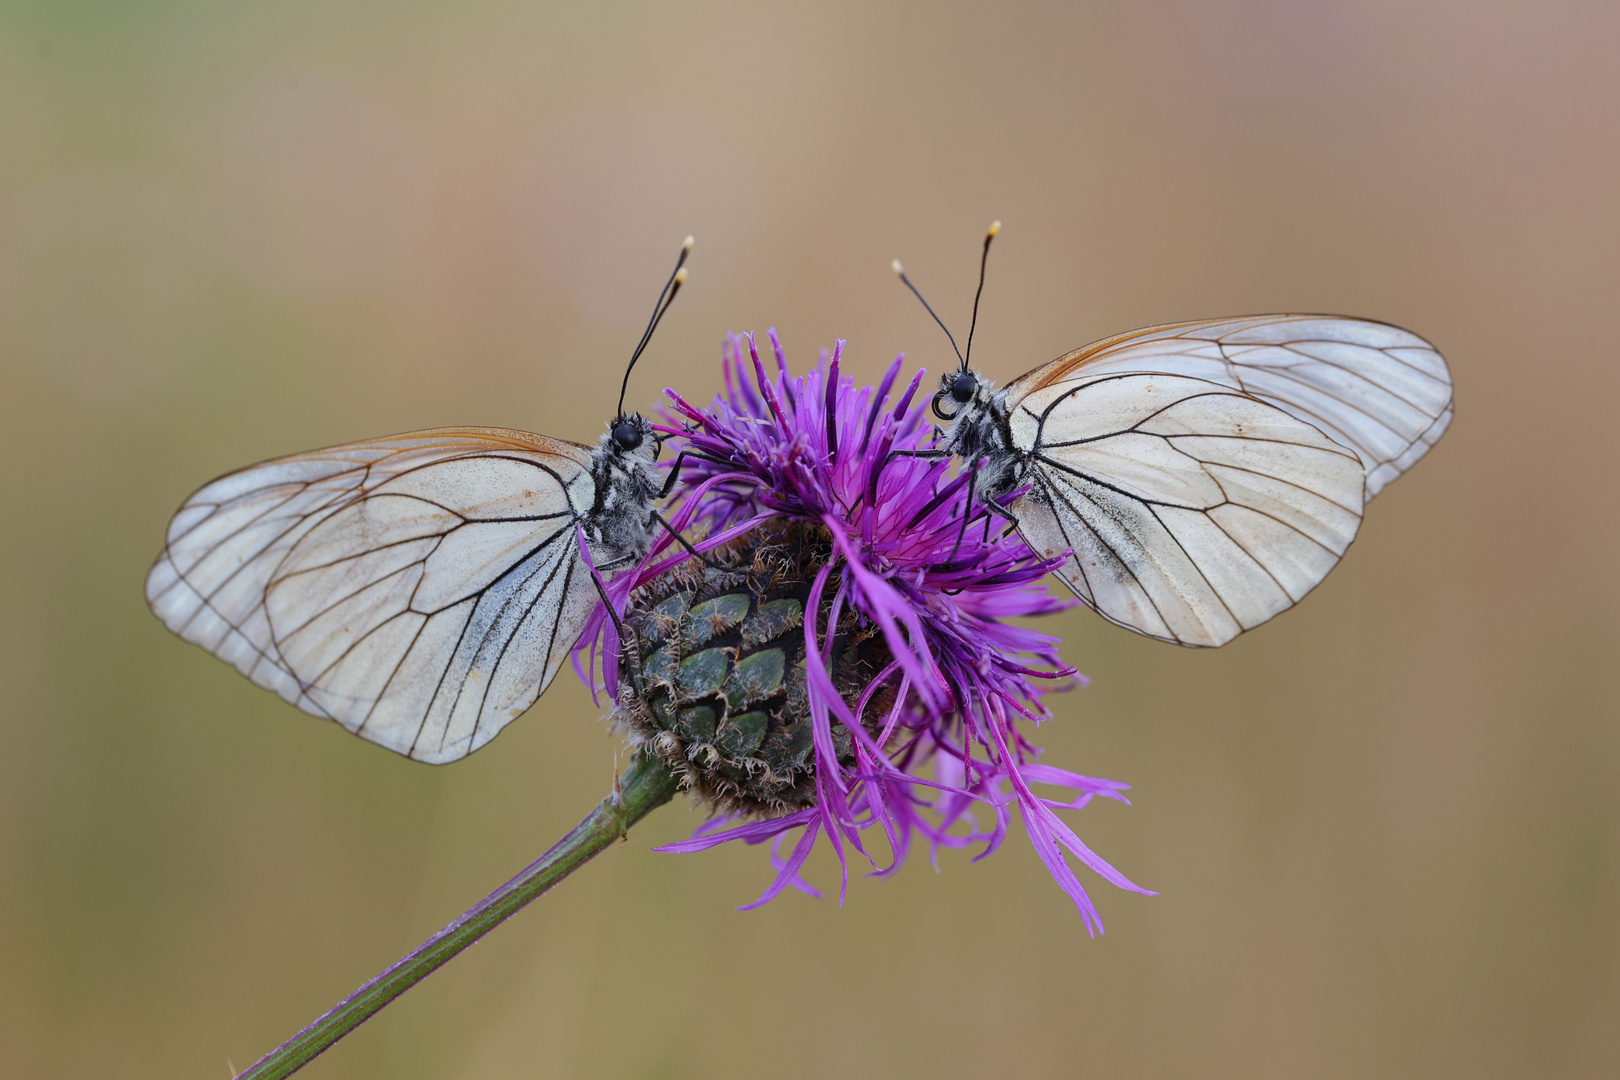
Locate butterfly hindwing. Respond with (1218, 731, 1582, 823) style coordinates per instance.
(145, 428, 601, 763)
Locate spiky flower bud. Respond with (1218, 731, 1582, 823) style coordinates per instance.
(615, 520, 893, 816)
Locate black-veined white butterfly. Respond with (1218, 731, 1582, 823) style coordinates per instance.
(896, 223, 1453, 647)
(146, 239, 697, 762)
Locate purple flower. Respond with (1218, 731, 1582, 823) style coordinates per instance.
(574, 330, 1150, 932)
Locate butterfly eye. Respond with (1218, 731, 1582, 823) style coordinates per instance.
(949, 373, 978, 404)
(612, 420, 643, 451)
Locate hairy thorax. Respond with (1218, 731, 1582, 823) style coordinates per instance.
(584, 420, 662, 564)
(941, 379, 1024, 503)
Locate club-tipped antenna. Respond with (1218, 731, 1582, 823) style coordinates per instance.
(892, 258, 965, 368)
(962, 221, 999, 370)
(616, 235, 694, 419)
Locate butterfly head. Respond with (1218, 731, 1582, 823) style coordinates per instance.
(602, 412, 660, 466)
(611, 415, 647, 453)
(933, 369, 984, 421)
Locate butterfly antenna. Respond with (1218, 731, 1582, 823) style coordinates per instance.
(892, 258, 965, 368)
(617, 235, 694, 420)
(962, 220, 999, 371)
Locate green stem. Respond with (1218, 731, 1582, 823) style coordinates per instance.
(236, 748, 680, 1080)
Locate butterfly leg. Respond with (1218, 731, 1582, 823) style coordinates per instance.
(981, 495, 1021, 539)
(948, 467, 977, 564)
(658, 450, 741, 499)
(648, 508, 728, 570)
(580, 550, 645, 697)
(886, 447, 951, 463)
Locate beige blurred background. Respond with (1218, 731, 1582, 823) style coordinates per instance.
(2, 2, 1616, 1077)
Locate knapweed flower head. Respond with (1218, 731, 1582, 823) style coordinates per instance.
(574, 330, 1150, 932)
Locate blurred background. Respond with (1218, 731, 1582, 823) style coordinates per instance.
(2, 1, 1616, 1077)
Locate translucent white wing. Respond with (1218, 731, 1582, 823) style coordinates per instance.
(1010, 315, 1452, 497)
(1007, 373, 1366, 647)
(146, 428, 602, 763)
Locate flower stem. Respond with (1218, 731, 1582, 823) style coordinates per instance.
(236, 748, 680, 1079)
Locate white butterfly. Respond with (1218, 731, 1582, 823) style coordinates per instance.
(147, 242, 695, 762)
(900, 227, 1454, 647)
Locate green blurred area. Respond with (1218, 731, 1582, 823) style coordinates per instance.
(2, 1, 1617, 1076)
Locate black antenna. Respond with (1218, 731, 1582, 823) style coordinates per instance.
(892, 258, 965, 368)
(962, 220, 999, 370)
(616, 235, 693, 420)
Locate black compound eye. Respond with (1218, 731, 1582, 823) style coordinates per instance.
(611, 420, 643, 451)
(949, 373, 978, 404)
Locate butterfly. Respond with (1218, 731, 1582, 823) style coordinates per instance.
(896, 223, 1454, 647)
(146, 239, 696, 762)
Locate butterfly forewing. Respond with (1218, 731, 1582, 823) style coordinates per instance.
(1008, 374, 1366, 646)
(1013, 315, 1452, 498)
(146, 428, 601, 763)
